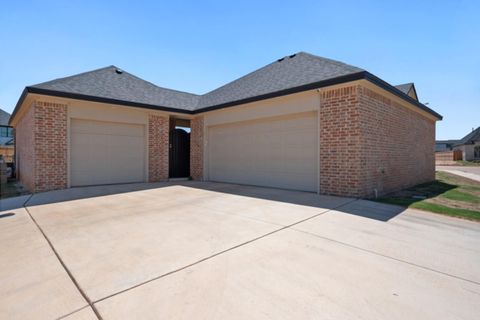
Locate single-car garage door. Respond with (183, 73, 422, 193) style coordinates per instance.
(70, 119, 145, 186)
(207, 112, 318, 192)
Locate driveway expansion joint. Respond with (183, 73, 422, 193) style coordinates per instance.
(55, 305, 91, 320)
(291, 228, 480, 286)
(92, 198, 360, 304)
(23, 196, 103, 320)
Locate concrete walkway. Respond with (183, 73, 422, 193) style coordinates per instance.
(1, 181, 479, 319)
(437, 165, 480, 182)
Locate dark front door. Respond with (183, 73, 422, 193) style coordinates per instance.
(169, 128, 190, 178)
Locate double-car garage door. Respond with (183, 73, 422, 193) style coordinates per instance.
(70, 119, 145, 187)
(207, 112, 318, 192)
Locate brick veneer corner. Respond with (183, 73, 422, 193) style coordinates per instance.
(148, 114, 169, 182)
(16, 100, 68, 192)
(190, 116, 204, 180)
(319, 86, 363, 197)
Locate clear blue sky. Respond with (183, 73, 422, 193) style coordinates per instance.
(0, 0, 478, 139)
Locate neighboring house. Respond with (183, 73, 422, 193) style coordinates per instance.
(435, 140, 459, 152)
(0, 108, 14, 145)
(453, 127, 480, 161)
(394, 83, 419, 101)
(9, 52, 442, 197)
(0, 108, 14, 162)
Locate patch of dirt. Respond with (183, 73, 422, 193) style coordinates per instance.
(437, 171, 480, 188)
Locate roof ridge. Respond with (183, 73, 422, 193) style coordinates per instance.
(119, 69, 200, 97)
(197, 51, 365, 109)
(31, 65, 116, 87)
(296, 51, 365, 71)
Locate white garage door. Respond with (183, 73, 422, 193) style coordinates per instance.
(207, 112, 318, 192)
(70, 119, 145, 187)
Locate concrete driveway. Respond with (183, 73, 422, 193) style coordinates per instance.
(1, 181, 479, 320)
(437, 165, 480, 182)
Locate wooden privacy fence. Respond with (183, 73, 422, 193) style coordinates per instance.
(435, 150, 462, 163)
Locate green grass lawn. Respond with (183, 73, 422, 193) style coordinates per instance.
(376, 171, 480, 221)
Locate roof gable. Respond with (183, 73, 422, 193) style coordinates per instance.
(395, 83, 418, 101)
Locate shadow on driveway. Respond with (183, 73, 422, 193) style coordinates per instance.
(0, 181, 406, 222)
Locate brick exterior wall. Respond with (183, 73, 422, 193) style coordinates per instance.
(190, 116, 204, 180)
(357, 86, 435, 197)
(319, 84, 435, 198)
(13, 85, 435, 196)
(148, 114, 169, 182)
(15, 100, 68, 192)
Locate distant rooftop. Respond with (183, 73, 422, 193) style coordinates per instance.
(0, 108, 11, 126)
(455, 127, 480, 146)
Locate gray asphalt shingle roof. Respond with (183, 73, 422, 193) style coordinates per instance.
(394, 83, 414, 95)
(32, 66, 200, 111)
(197, 52, 364, 108)
(12, 51, 441, 120)
(29, 52, 364, 112)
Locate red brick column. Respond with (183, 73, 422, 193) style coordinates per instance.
(34, 101, 68, 192)
(148, 114, 169, 182)
(190, 116, 204, 180)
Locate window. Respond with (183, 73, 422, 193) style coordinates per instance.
(0, 126, 13, 138)
(475, 145, 480, 159)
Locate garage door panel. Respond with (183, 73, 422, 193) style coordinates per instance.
(70, 119, 145, 187)
(208, 112, 317, 192)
